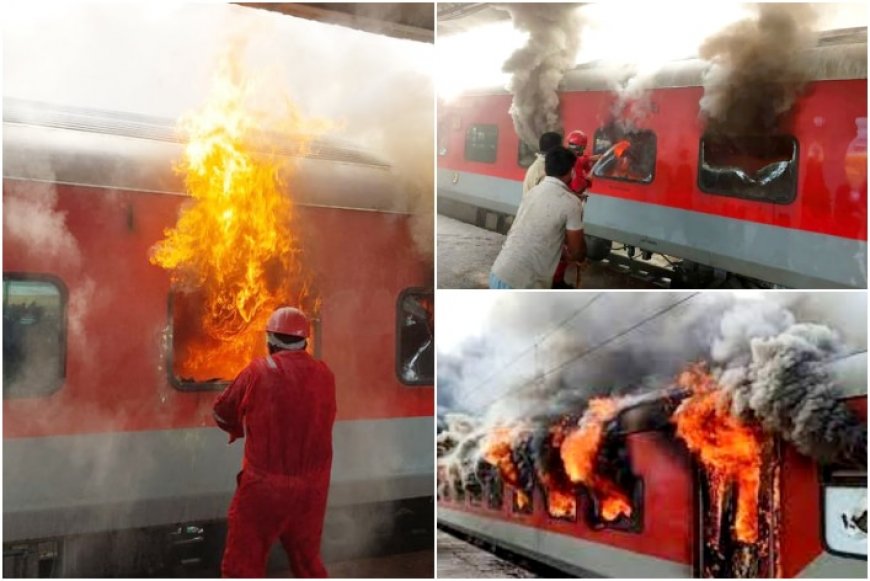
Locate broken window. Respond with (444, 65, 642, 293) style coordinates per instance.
(487, 471, 504, 510)
(3, 276, 66, 398)
(517, 140, 536, 168)
(821, 465, 867, 559)
(169, 291, 320, 390)
(512, 489, 533, 514)
(592, 127, 656, 184)
(698, 135, 798, 204)
(583, 430, 644, 532)
(464, 124, 498, 164)
(396, 288, 433, 385)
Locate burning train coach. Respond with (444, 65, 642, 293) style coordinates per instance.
(437, 28, 867, 289)
(437, 303, 867, 578)
(2, 97, 434, 576)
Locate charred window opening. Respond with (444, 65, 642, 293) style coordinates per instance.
(486, 468, 505, 510)
(584, 430, 644, 532)
(465, 124, 498, 164)
(698, 135, 798, 204)
(820, 464, 868, 560)
(467, 460, 487, 505)
(3, 276, 67, 399)
(592, 127, 656, 184)
(396, 288, 433, 386)
(170, 291, 321, 391)
(694, 438, 781, 579)
(512, 489, 533, 514)
(517, 140, 536, 168)
(536, 425, 579, 521)
(510, 435, 537, 514)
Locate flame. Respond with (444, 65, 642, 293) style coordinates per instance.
(613, 140, 631, 158)
(560, 398, 633, 521)
(515, 489, 531, 511)
(482, 425, 523, 489)
(673, 366, 763, 544)
(150, 57, 324, 381)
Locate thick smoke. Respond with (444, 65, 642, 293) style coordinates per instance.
(729, 324, 865, 464)
(699, 3, 819, 136)
(500, 3, 583, 147)
(438, 293, 866, 491)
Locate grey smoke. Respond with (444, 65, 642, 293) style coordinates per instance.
(438, 294, 866, 474)
(699, 3, 819, 136)
(500, 3, 583, 148)
(729, 324, 866, 465)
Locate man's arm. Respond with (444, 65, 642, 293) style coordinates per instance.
(213, 366, 252, 443)
(564, 196, 586, 262)
(565, 229, 586, 262)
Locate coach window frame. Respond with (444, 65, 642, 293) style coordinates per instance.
(2, 273, 68, 399)
(819, 464, 868, 560)
(696, 134, 799, 204)
(167, 292, 322, 392)
(591, 127, 657, 185)
(464, 124, 499, 164)
(396, 287, 434, 386)
(517, 140, 537, 168)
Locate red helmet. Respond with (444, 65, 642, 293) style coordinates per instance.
(266, 307, 310, 338)
(567, 130, 588, 149)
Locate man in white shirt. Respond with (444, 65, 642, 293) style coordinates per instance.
(490, 147, 586, 289)
(522, 132, 563, 196)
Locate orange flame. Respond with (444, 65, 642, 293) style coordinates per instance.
(560, 398, 633, 521)
(613, 140, 631, 158)
(482, 426, 523, 489)
(673, 366, 763, 544)
(150, 58, 324, 381)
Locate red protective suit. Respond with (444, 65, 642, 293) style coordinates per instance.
(570, 154, 594, 194)
(214, 349, 337, 578)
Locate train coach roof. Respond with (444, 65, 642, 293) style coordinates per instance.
(3, 99, 413, 214)
(465, 27, 867, 96)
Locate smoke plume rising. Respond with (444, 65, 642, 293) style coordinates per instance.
(438, 293, 866, 501)
(699, 3, 819, 136)
(500, 3, 583, 148)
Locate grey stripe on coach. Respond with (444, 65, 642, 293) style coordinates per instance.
(3, 416, 433, 541)
(437, 169, 867, 289)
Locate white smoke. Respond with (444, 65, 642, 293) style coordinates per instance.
(499, 3, 583, 147)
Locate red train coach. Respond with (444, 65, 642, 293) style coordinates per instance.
(437, 353, 867, 578)
(2, 99, 434, 576)
(437, 28, 867, 288)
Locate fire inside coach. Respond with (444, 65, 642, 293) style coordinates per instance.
(437, 292, 868, 578)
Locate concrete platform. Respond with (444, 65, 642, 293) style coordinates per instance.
(437, 214, 660, 290)
(437, 528, 536, 578)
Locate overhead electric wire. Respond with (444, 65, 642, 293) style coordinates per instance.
(474, 292, 701, 411)
(463, 293, 604, 407)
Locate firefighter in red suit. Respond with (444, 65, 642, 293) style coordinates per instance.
(214, 306, 336, 578)
(551, 130, 600, 288)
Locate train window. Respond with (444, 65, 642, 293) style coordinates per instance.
(169, 291, 321, 391)
(512, 489, 533, 514)
(3, 276, 67, 398)
(592, 127, 656, 184)
(396, 288, 433, 386)
(698, 135, 798, 204)
(438, 121, 448, 157)
(464, 124, 498, 164)
(517, 140, 536, 168)
(821, 466, 867, 559)
(544, 487, 578, 522)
